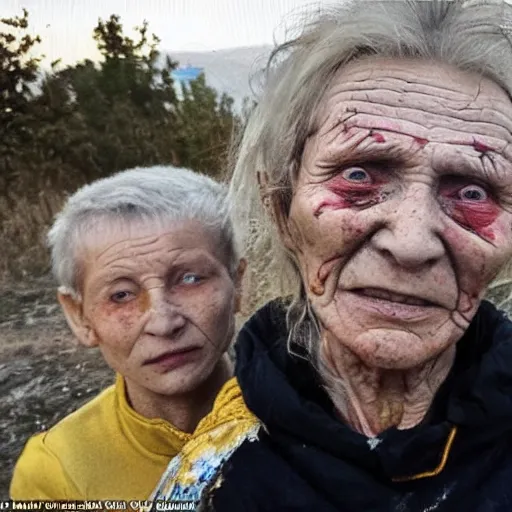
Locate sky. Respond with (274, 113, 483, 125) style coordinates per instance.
(3, 0, 325, 66)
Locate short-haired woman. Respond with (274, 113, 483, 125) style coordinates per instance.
(10, 166, 257, 500)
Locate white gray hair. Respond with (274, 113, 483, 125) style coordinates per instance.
(48, 166, 238, 297)
(228, 0, 512, 354)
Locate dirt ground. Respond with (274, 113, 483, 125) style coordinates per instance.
(0, 276, 114, 499)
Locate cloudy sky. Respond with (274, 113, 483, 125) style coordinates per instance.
(4, 0, 325, 66)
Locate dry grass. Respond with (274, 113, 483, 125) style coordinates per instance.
(0, 190, 65, 281)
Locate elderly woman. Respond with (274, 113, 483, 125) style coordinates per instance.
(10, 166, 257, 500)
(152, 1, 512, 510)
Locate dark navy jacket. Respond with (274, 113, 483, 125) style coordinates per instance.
(208, 299, 512, 511)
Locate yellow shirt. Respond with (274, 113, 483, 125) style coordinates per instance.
(10, 375, 248, 500)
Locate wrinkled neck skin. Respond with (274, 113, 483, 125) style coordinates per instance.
(319, 336, 456, 436)
(125, 354, 233, 433)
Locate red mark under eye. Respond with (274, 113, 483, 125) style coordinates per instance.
(314, 168, 382, 216)
(371, 132, 386, 143)
(441, 182, 499, 240)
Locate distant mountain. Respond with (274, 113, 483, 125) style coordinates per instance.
(167, 45, 272, 110)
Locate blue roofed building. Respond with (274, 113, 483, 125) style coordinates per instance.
(171, 66, 204, 84)
(171, 66, 205, 99)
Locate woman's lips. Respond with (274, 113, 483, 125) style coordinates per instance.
(353, 287, 435, 306)
(144, 347, 202, 371)
(343, 288, 439, 320)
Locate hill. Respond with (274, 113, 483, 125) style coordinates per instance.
(169, 45, 272, 110)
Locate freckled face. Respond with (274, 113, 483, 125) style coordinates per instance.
(287, 58, 512, 370)
(80, 219, 238, 395)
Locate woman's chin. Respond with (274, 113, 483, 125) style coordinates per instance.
(346, 328, 446, 369)
(322, 318, 457, 371)
(136, 363, 207, 397)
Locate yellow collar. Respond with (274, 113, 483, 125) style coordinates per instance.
(194, 376, 256, 436)
(115, 375, 191, 458)
(150, 377, 261, 501)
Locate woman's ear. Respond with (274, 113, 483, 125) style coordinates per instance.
(57, 291, 99, 348)
(233, 258, 247, 314)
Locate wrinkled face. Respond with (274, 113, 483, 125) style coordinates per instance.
(75, 219, 240, 395)
(285, 58, 512, 370)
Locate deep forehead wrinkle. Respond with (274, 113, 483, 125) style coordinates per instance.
(318, 111, 511, 152)
(90, 249, 219, 285)
(327, 77, 505, 103)
(317, 92, 512, 145)
(99, 244, 216, 270)
(318, 113, 512, 163)
(330, 60, 507, 98)
(94, 232, 163, 260)
(93, 222, 213, 259)
(320, 93, 512, 138)
(314, 59, 512, 152)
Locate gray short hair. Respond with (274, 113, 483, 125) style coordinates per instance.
(48, 166, 239, 297)
(228, 0, 512, 352)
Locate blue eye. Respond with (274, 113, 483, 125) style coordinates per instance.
(110, 291, 134, 303)
(459, 185, 487, 202)
(342, 167, 371, 183)
(182, 273, 201, 285)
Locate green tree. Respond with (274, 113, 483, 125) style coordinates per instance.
(0, 9, 43, 195)
(176, 74, 239, 177)
(0, 9, 41, 121)
(71, 15, 181, 174)
(1, 10, 240, 198)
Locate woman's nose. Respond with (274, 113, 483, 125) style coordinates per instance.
(144, 291, 187, 338)
(370, 186, 445, 269)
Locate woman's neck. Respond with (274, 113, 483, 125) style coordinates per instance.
(319, 340, 456, 437)
(125, 354, 233, 433)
